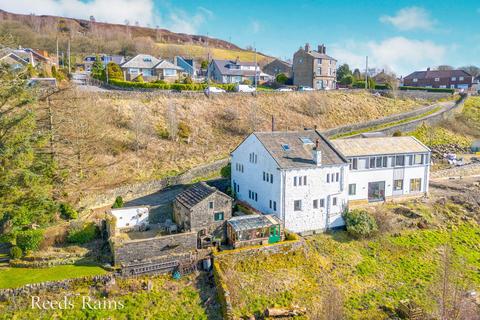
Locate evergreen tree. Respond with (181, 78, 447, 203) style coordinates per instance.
(0, 64, 56, 236)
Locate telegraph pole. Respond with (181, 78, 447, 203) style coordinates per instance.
(56, 38, 59, 67)
(365, 56, 369, 89)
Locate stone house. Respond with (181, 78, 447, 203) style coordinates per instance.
(292, 43, 337, 90)
(263, 59, 292, 78)
(173, 182, 233, 246)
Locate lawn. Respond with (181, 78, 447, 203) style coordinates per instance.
(0, 265, 108, 289)
(216, 223, 480, 319)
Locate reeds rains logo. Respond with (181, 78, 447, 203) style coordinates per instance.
(31, 296, 125, 310)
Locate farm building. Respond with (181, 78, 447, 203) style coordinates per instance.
(227, 214, 283, 249)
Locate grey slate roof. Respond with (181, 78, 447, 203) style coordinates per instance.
(211, 59, 259, 76)
(155, 59, 183, 70)
(305, 50, 336, 61)
(175, 182, 217, 209)
(253, 130, 347, 169)
(121, 54, 161, 69)
(404, 69, 472, 80)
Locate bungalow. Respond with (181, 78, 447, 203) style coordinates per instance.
(208, 58, 272, 84)
(120, 54, 184, 82)
(0, 47, 53, 70)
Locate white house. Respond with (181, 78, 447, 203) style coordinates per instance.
(111, 207, 149, 229)
(331, 137, 431, 206)
(231, 130, 431, 234)
(231, 130, 349, 234)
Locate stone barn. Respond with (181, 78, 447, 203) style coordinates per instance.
(173, 182, 233, 247)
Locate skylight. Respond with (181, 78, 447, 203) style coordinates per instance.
(281, 144, 290, 151)
(300, 137, 314, 145)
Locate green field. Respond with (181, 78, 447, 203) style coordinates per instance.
(0, 265, 108, 289)
(216, 223, 480, 319)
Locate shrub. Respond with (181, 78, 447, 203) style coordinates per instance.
(156, 124, 170, 139)
(275, 73, 288, 84)
(67, 222, 98, 244)
(220, 163, 231, 178)
(60, 203, 78, 220)
(112, 196, 124, 208)
(343, 209, 378, 239)
(183, 76, 193, 84)
(104, 62, 123, 80)
(10, 246, 23, 259)
(16, 229, 44, 252)
(285, 231, 300, 241)
(392, 130, 403, 137)
(178, 121, 191, 139)
(134, 75, 144, 82)
(242, 79, 252, 85)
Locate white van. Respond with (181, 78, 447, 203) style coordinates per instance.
(235, 84, 256, 93)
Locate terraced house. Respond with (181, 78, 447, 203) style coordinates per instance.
(231, 131, 431, 234)
(292, 43, 337, 90)
(403, 68, 474, 90)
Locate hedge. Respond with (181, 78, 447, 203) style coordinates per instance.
(399, 86, 454, 93)
(106, 78, 236, 92)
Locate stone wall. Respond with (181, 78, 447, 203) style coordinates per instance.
(430, 163, 480, 180)
(112, 231, 197, 266)
(78, 158, 229, 209)
(390, 90, 452, 101)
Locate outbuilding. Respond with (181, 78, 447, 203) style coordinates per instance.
(110, 207, 149, 230)
(227, 214, 283, 249)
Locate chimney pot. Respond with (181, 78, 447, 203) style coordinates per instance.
(427, 67, 431, 71)
(305, 43, 311, 52)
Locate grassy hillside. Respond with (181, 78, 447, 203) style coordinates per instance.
(45, 90, 425, 202)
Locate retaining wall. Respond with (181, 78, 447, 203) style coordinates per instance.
(78, 158, 228, 209)
(112, 231, 197, 266)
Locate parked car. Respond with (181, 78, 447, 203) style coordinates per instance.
(235, 84, 256, 93)
(298, 86, 314, 91)
(204, 86, 226, 94)
(276, 87, 293, 92)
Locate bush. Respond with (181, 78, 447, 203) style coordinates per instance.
(285, 231, 300, 241)
(67, 222, 98, 244)
(10, 246, 23, 259)
(399, 86, 454, 94)
(275, 73, 288, 85)
(220, 163, 231, 178)
(112, 196, 124, 208)
(183, 76, 193, 84)
(104, 62, 123, 80)
(343, 209, 378, 239)
(178, 121, 191, 139)
(16, 229, 44, 252)
(134, 75, 144, 82)
(60, 203, 78, 220)
(392, 130, 403, 137)
(242, 79, 252, 85)
(156, 124, 170, 139)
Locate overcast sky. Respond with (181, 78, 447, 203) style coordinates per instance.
(2, 0, 479, 76)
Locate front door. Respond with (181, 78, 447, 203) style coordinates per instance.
(268, 226, 280, 244)
(368, 181, 385, 202)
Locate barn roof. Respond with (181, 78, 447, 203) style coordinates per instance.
(175, 182, 227, 209)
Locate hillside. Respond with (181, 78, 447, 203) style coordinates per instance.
(0, 9, 271, 63)
(42, 90, 426, 203)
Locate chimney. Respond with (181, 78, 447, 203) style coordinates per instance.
(312, 139, 322, 166)
(318, 44, 326, 54)
(305, 43, 311, 52)
(427, 67, 431, 71)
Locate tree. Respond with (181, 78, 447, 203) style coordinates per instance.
(275, 73, 288, 84)
(0, 64, 56, 235)
(353, 68, 361, 81)
(460, 65, 480, 78)
(437, 65, 454, 71)
(339, 74, 354, 86)
(200, 60, 209, 69)
(103, 62, 123, 80)
(90, 55, 104, 79)
(336, 63, 352, 81)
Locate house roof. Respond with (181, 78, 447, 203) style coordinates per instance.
(331, 136, 430, 157)
(253, 130, 348, 169)
(264, 59, 292, 68)
(404, 69, 472, 80)
(211, 59, 259, 77)
(227, 214, 280, 232)
(306, 50, 337, 61)
(175, 182, 224, 210)
(121, 54, 161, 69)
(155, 59, 183, 70)
(0, 51, 29, 65)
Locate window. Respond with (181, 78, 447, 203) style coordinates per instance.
(303, 176, 307, 185)
(451, 77, 456, 81)
(269, 200, 272, 208)
(382, 156, 388, 167)
(248, 190, 258, 201)
(410, 178, 422, 192)
(313, 199, 318, 209)
(370, 157, 376, 168)
(350, 158, 358, 170)
(164, 69, 176, 76)
(394, 179, 403, 191)
(209, 201, 214, 209)
(270, 174, 273, 184)
(376, 157, 382, 168)
(294, 176, 297, 186)
(434, 77, 440, 82)
(348, 184, 356, 195)
(249, 152, 257, 163)
(395, 155, 405, 167)
(332, 197, 337, 206)
(413, 78, 418, 82)
(327, 174, 330, 183)
(214, 212, 224, 221)
(235, 163, 244, 173)
(236, 184, 240, 193)
(281, 144, 290, 151)
(335, 173, 339, 182)
(459, 76, 464, 81)
(300, 137, 313, 145)
(263, 172, 266, 181)
(320, 199, 325, 208)
(273, 201, 277, 211)
(414, 154, 424, 165)
(294, 200, 302, 211)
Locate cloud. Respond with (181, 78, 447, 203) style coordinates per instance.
(380, 7, 435, 31)
(330, 37, 447, 76)
(251, 20, 261, 33)
(1, 0, 212, 33)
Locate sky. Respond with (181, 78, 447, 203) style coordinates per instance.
(1, 0, 479, 76)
